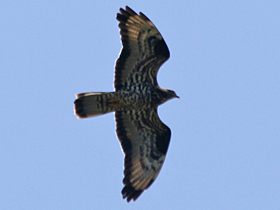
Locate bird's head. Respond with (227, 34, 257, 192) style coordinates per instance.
(162, 88, 179, 101)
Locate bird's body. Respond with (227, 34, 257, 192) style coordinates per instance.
(75, 86, 176, 118)
(74, 6, 178, 202)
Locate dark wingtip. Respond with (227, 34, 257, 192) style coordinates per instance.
(117, 6, 137, 22)
(122, 185, 143, 202)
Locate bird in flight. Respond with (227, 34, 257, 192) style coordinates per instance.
(74, 6, 178, 202)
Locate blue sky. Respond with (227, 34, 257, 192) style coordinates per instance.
(1, 1, 280, 209)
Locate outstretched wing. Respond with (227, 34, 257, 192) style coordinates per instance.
(115, 6, 170, 90)
(115, 108, 171, 202)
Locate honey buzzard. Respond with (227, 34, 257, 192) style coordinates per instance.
(74, 6, 178, 202)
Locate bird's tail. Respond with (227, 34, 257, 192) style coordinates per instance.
(74, 92, 120, 119)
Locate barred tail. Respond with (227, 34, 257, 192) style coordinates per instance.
(74, 92, 119, 119)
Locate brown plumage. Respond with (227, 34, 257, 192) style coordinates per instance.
(74, 6, 178, 202)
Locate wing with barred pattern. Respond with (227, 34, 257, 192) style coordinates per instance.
(115, 108, 171, 202)
(115, 6, 170, 90)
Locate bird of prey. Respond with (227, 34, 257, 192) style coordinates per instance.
(74, 6, 178, 202)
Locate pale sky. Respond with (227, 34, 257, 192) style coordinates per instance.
(1, 1, 280, 209)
